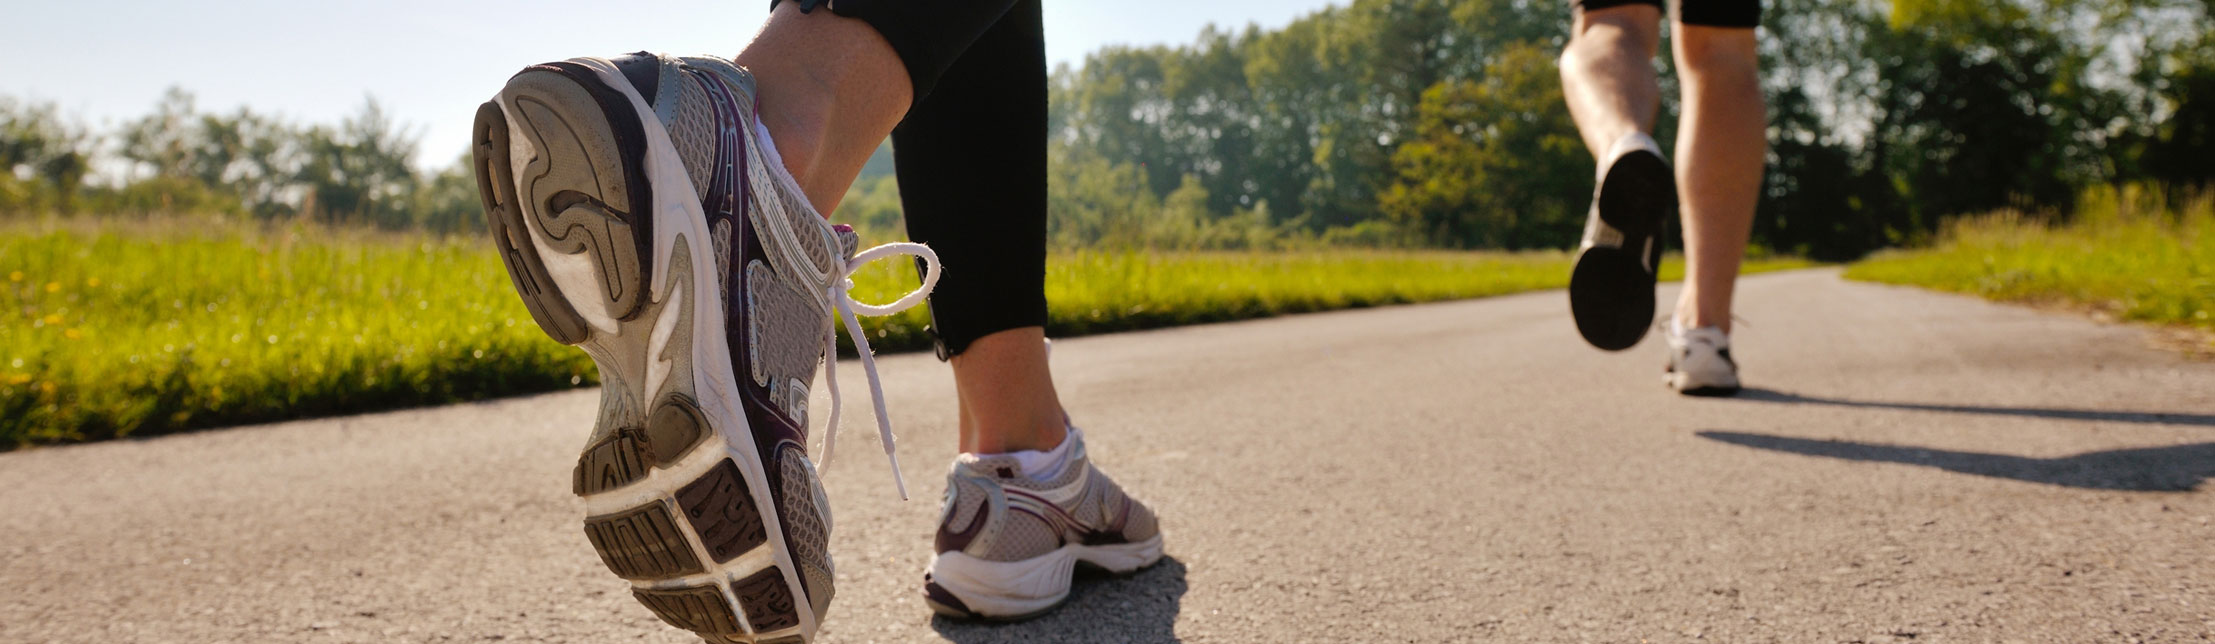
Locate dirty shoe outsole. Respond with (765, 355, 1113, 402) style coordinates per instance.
(1569, 148, 1674, 352)
(471, 59, 823, 644)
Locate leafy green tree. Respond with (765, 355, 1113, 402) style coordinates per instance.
(294, 98, 420, 227)
(1381, 42, 1586, 248)
(1047, 142, 1161, 248)
(112, 88, 300, 217)
(0, 97, 98, 213)
(2141, 35, 2215, 196)
(411, 154, 481, 233)
(119, 87, 199, 181)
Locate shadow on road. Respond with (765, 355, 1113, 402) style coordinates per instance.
(1699, 431, 2215, 491)
(929, 556, 1187, 644)
(1732, 387, 2215, 427)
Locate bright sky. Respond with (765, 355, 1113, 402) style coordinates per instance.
(4, 1, 1339, 170)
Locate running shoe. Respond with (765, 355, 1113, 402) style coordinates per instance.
(1569, 132, 1676, 351)
(471, 52, 938, 644)
(921, 428, 1163, 620)
(1664, 323, 1741, 396)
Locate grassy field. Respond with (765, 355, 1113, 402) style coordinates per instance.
(1, 218, 596, 447)
(3, 217, 1811, 448)
(1845, 191, 2214, 342)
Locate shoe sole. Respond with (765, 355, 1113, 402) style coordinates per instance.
(921, 535, 1165, 621)
(1665, 371, 1742, 397)
(1570, 149, 1674, 352)
(472, 60, 823, 644)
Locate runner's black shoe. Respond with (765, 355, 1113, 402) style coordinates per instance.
(1569, 132, 1676, 351)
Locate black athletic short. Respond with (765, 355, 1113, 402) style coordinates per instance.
(1575, 0, 1762, 27)
(771, 0, 1047, 358)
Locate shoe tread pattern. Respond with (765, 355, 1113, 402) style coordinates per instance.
(645, 395, 708, 465)
(1571, 149, 1675, 351)
(582, 502, 704, 580)
(731, 567, 801, 632)
(574, 428, 652, 495)
(474, 101, 589, 345)
(506, 65, 652, 322)
(676, 460, 768, 563)
(573, 395, 711, 495)
(633, 584, 742, 634)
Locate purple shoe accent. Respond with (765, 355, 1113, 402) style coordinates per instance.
(921, 576, 975, 617)
(684, 63, 809, 459)
(935, 498, 990, 554)
(1078, 501, 1136, 547)
(730, 223, 811, 454)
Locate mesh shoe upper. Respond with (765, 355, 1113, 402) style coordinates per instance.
(605, 50, 857, 620)
(611, 50, 942, 490)
(602, 52, 846, 436)
(934, 430, 1161, 563)
(1666, 324, 1741, 392)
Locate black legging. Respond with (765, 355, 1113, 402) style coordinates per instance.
(1574, 0, 1761, 27)
(776, 0, 1047, 359)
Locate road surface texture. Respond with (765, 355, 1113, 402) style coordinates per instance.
(4, 268, 2211, 643)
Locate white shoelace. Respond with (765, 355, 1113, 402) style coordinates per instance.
(818, 241, 941, 500)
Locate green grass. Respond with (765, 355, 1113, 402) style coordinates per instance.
(2, 216, 1812, 448)
(1845, 190, 2215, 340)
(0, 217, 597, 447)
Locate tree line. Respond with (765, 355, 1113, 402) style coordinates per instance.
(7, 0, 2213, 258)
(0, 88, 479, 232)
(1036, 0, 2215, 259)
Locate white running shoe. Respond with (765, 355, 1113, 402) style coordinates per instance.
(1664, 323, 1741, 396)
(921, 428, 1164, 620)
(472, 52, 938, 643)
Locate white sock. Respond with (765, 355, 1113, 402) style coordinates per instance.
(990, 425, 1081, 482)
(752, 121, 782, 167)
(750, 121, 816, 212)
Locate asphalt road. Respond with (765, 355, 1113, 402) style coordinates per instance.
(4, 268, 2211, 643)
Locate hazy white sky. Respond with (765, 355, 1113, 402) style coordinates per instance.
(3, 1, 1340, 169)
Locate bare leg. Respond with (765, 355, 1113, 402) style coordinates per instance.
(950, 327, 1067, 454)
(735, 2, 913, 212)
(1670, 24, 1764, 333)
(1559, 5, 1664, 159)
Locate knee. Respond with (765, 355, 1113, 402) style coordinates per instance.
(1559, 41, 1591, 77)
(1675, 27, 1759, 80)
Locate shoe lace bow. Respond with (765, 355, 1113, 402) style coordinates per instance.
(818, 242, 940, 500)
